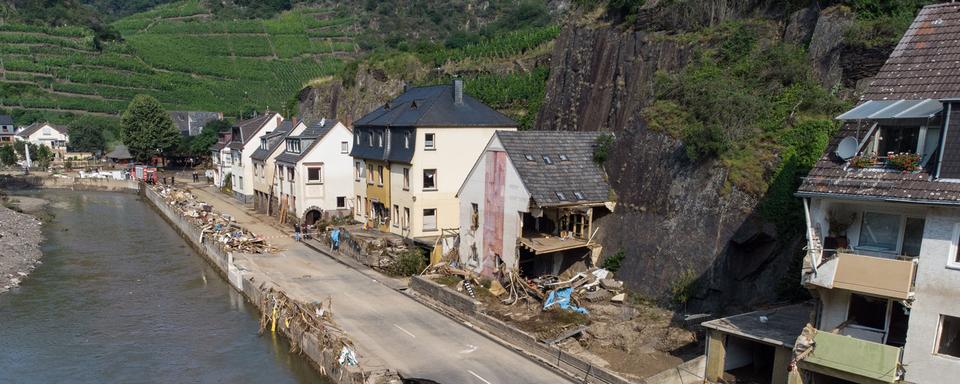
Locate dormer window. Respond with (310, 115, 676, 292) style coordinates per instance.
(260, 138, 268, 150)
(404, 132, 411, 149)
(286, 139, 301, 153)
(367, 132, 373, 146)
(559, 154, 569, 161)
(355, 133, 360, 145)
(377, 132, 383, 148)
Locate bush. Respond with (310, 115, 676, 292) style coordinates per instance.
(601, 250, 625, 272)
(593, 133, 615, 165)
(388, 248, 427, 277)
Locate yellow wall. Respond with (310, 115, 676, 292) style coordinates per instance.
(364, 159, 391, 232)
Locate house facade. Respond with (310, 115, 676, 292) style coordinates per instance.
(273, 119, 353, 225)
(250, 119, 302, 214)
(0, 115, 15, 144)
(703, 5, 960, 384)
(457, 131, 614, 278)
(210, 130, 233, 187)
(16, 122, 69, 151)
(350, 80, 517, 242)
(226, 113, 282, 203)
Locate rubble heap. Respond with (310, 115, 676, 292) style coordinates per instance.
(0, 203, 43, 294)
(154, 185, 280, 254)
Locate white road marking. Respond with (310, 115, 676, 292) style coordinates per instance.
(468, 370, 493, 384)
(459, 344, 478, 354)
(393, 324, 416, 338)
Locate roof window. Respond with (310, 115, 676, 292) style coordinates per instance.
(559, 154, 569, 161)
(556, 192, 566, 201)
(524, 154, 535, 161)
(543, 155, 553, 165)
(574, 192, 584, 200)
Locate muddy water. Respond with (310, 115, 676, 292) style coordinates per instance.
(0, 191, 328, 383)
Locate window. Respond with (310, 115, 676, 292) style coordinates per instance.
(260, 138, 268, 150)
(424, 133, 435, 149)
(937, 315, 960, 358)
(368, 132, 373, 146)
(556, 191, 566, 201)
(543, 155, 553, 165)
(471, 203, 479, 230)
(287, 167, 294, 180)
(238, 176, 244, 190)
(902, 217, 925, 257)
(524, 154, 535, 161)
(402, 168, 410, 190)
(393, 205, 399, 227)
(847, 293, 888, 330)
(559, 154, 569, 161)
(341, 141, 349, 154)
(355, 133, 360, 145)
(367, 165, 374, 185)
(574, 192, 585, 200)
(950, 224, 960, 270)
(307, 166, 322, 183)
(878, 125, 920, 155)
(423, 208, 437, 231)
(355, 161, 362, 181)
(377, 132, 383, 147)
(859, 212, 900, 252)
(42, 127, 51, 136)
(404, 132, 411, 149)
(286, 139, 301, 153)
(403, 207, 410, 229)
(423, 169, 437, 190)
(278, 165, 284, 180)
(377, 165, 384, 186)
(337, 196, 346, 208)
(356, 195, 361, 214)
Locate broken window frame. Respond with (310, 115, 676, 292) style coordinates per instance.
(471, 203, 479, 230)
(936, 315, 960, 358)
(846, 293, 890, 332)
(423, 169, 437, 191)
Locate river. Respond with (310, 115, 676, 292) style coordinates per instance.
(0, 190, 328, 383)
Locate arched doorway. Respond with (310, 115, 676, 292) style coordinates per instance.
(303, 209, 322, 226)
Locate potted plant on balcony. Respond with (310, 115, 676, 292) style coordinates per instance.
(849, 154, 878, 168)
(887, 152, 922, 172)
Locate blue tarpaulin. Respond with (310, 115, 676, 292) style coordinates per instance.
(331, 228, 341, 248)
(543, 288, 588, 314)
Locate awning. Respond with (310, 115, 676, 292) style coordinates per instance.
(837, 99, 942, 120)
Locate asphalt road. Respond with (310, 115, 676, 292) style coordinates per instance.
(192, 187, 571, 384)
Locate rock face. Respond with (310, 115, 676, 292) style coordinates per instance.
(297, 68, 406, 126)
(807, 6, 854, 89)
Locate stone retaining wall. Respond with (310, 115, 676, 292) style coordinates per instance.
(143, 186, 399, 384)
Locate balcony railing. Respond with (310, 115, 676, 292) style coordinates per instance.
(798, 328, 903, 384)
(804, 252, 917, 300)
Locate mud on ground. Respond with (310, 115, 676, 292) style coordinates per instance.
(0, 194, 45, 294)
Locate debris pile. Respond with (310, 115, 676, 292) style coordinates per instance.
(153, 185, 279, 254)
(257, 287, 361, 367)
(0, 202, 43, 294)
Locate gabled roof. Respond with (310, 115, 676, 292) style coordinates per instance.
(16, 122, 68, 138)
(353, 84, 517, 128)
(210, 131, 233, 151)
(275, 119, 341, 165)
(0, 115, 13, 126)
(228, 113, 279, 150)
(250, 120, 296, 161)
(495, 131, 612, 207)
(863, 3, 960, 101)
(169, 111, 222, 136)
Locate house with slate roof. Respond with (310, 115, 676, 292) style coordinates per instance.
(210, 130, 233, 187)
(273, 118, 352, 225)
(350, 79, 517, 240)
(169, 111, 223, 136)
(250, 118, 302, 214)
(0, 115, 15, 144)
(225, 112, 283, 203)
(703, 4, 960, 383)
(16, 122, 69, 158)
(456, 131, 614, 278)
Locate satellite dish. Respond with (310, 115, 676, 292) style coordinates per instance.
(836, 136, 859, 160)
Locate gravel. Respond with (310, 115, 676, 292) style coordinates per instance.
(0, 203, 43, 294)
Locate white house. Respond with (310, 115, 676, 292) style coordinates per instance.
(210, 130, 233, 187)
(16, 122, 69, 151)
(226, 112, 282, 203)
(457, 131, 613, 278)
(274, 118, 353, 225)
(251, 118, 303, 214)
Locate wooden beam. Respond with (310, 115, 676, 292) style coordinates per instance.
(705, 330, 727, 382)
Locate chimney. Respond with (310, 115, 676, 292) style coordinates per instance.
(454, 78, 464, 105)
(320, 117, 327, 126)
(292, 116, 299, 126)
(276, 115, 282, 126)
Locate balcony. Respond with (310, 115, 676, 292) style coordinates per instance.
(804, 253, 917, 300)
(798, 328, 903, 384)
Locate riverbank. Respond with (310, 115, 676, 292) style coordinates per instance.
(0, 196, 44, 293)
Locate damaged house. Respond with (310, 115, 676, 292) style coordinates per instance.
(226, 112, 283, 204)
(703, 4, 960, 383)
(274, 118, 353, 225)
(456, 131, 615, 278)
(250, 118, 302, 214)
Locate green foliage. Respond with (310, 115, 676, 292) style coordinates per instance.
(600, 250, 625, 272)
(221, 172, 232, 193)
(13, 141, 54, 169)
(0, 145, 16, 167)
(670, 268, 697, 306)
(185, 119, 231, 157)
(67, 117, 108, 152)
(594, 133, 615, 165)
(843, 1, 936, 47)
(388, 248, 427, 277)
(120, 95, 180, 161)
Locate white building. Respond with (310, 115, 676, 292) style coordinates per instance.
(273, 119, 353, 225)
(0, 115, 15, 145)
(226, 113, 282, 203)
(16, 122, 69, 150)
(457, 131, 613, 278)
(250, 119, 303, 214)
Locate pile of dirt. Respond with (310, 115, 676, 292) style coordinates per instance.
(0, 201, 44, 293)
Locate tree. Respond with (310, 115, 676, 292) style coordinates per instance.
(0, 145, 16, 167)
(68, 119, 106, 153)
(120, 95, 180, 163)
(12, 141, 54, 170)
(188, 119, 232, 156)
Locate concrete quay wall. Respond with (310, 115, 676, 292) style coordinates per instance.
(142, 186, 399, 384)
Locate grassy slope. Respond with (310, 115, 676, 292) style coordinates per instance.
(0, 0, 355, 126)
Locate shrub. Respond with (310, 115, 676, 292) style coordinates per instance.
(670, 268, 697, 306)
(388, 248, 427, 277)
(593, 133, 615, 165)
(600, 250, 625, 272)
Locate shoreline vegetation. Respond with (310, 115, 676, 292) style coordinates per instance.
(0, 193, 47, 294)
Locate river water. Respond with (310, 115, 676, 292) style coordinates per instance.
(0, 190, 327, 383)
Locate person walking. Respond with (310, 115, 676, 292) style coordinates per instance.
(293, 223, 302, 242)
